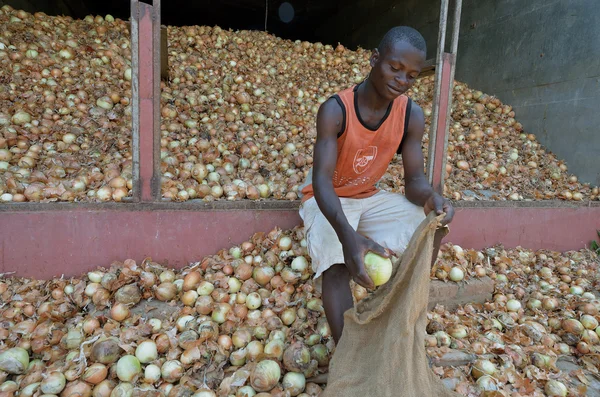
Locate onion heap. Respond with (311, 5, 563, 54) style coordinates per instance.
(0, 226, 330, 397)
(1, 223, 598, 396)
(427, 245, 600, 396)
(0, 6, 133, 203)
(0, 7, 597, 202)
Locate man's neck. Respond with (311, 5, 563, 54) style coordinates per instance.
(360, 78, 391, 112)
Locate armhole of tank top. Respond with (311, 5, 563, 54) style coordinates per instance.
(397, 98, 412, 155)
(332, 94, 347, 138)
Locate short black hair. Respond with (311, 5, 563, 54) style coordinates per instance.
(377, 26, 427, 56)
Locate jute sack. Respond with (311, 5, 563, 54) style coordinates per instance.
(322, 212, 461, 397)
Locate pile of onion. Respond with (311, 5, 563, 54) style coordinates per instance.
(0, 7, 596, 203)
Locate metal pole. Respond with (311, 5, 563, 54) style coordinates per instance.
(437, 0, 463, 191)
(131, 0, 141, 202)
(152, 0, 162, 200)
(427, 0, 450, 186)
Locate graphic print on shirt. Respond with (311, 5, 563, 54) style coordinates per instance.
(353, 146, 378, 175)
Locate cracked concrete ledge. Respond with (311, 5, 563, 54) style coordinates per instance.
(0, 199, 598, 212)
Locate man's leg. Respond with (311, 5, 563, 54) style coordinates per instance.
(322, 264, 353, 344)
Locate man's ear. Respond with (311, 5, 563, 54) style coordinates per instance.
(370, 48, 380, 68)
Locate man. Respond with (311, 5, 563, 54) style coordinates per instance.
(299, 26, 455, 344)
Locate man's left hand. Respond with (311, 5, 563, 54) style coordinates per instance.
(424, 193, 454, 226)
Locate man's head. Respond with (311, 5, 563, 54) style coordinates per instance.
(368, 26, 427, 100)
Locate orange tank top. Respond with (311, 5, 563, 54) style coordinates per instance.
(301, 84, 409, 202)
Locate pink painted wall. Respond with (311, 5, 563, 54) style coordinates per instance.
(1, 205, 598, 279)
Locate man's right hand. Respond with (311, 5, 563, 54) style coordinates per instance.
(340, 231, 392, 290)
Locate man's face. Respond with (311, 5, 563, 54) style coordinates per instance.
(369, 41, 426, 101)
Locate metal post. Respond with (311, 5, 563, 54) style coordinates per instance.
(426, 0, 462, 194)
(131, 0, 140, 201)
(131, 0, 161, 202)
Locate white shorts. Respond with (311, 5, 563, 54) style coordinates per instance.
(299, 190, 426, 281)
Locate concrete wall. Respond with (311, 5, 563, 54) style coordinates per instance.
(456, 0, 600, 186)
(319, 0, 600, 186)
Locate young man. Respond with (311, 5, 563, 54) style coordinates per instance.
(299, 26, 455, 344)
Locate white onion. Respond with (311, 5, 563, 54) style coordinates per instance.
(161, 360, 184, 383)
(197, 281, 215, 296)
(545, 380, 567, 396)
(40, 371, 66, 394)
(449, 267, 464, 282)
(149, 319, 162, 333)
(472, 359, 497, 379)
(581, 314, 599, 330)
(278, 236, 292, 250)
(135, 341, 158, 364)
(250, 359, 281, 392)
(176, 315, 195, 331)
(0, 347, 30, 374)
(116, 355, 141, 382)
(291, 256, 309, 273)
(506, 299, 522, 312)
(570, 286, 584, 295)
(228, 277, 242, 293)
(246, 292, 262, 310)
(144, 364, 161, 383)
(282, 372, 306, 396)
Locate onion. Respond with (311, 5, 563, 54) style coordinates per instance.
(110, 303, 130, 322)
(282, 372, 306, 396)
(144, 364, 161, 384)
(155, 282, 177, 301)
(250, 360, 281, 392)
(197, 281, 215, 296)
(247, 340, 264, 361)
(82, 363, 108, 385)
(161, 360, 184, 383)
(448, 325, 468, 339)
(135, 340, 158, 364)
(183, 271, 201, 291)
(278, 236, 293, 251)
(108, 382, 132, 397)
(476, 375, 497, 391)
(506, 299, 522, 312)
(230, 348, 247, 366)
(471, 359, 496, 379)
(229, 277, 242, 293)
(310, 344, 329, 367)
(61, 380, 92, 397)
(363, 252, 393, 286)
(245, 293, 262, 310)
(116, 355, 141, 382)
(114, 285, 141, 305)
(12, 111, 32, 125)
(449, 267, 464, 282)
(562, 319, 584, 335)
(236, 386, 257, 397)
(264, 340, 285, 360)
(581, 314, 599, 330)
(545, 380, 567, 397)
(0, 347, 29, 374)
(91, 338, 123, 364)
(149, 319, 162, 333)
(181, 290, 198, 306)
(176, 315, 195, 331)
(253, 267, 275, 286)
(41, 371, 66, 394)
(291, 256, 309, 273)
(283, 342, 311, 372)
(570, 285, 584, 295)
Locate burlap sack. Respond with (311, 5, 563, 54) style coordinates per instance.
(322, 212, 461, 397)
